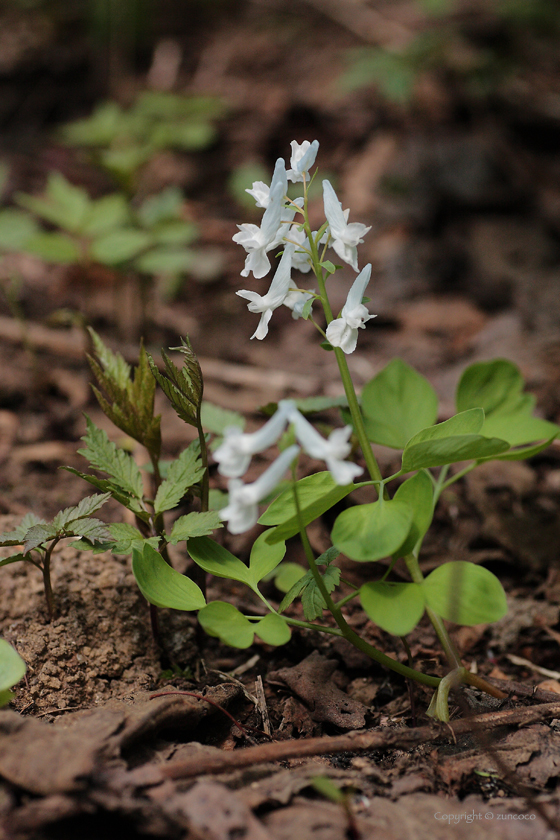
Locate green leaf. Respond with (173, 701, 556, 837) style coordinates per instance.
(23, 523, 57, 552)
(148, 338, 203, 428)
(90, 229, 152, 264)
(23, 232, 81, 264)
(332, 498, 414, 562)
(401, 434, 510, 472)
(273, 562, 306, 595)
(51, 492, 112, 530)
(77, 416, 145, 503)
(137, 186, 184, 226)
(360, 582, 425, 635)
(108, 523, 152, 554)
(82, 193, 130, 237)
(456, 360, 526, 417)
(61, 101, 122, 146)
(360, 359, 439, 449)
(0, 639, 26, 695)
(393, 470, 434, 556)
(154, 442, 205, 514)
(246, 530, 286, 587)
(132, 543, 206, 611)
(17, 172, 90, 233)
(301, 564, 341, 620)
(187, 536, 251, 586)
(253, 613, 291, 646)
(152, 220, 198, 246)
(423, 562, 507, 625)
(293, 395, 349, 414)
(0, 554, 27, 568)
(0, 209, 39, 251)
(197, 602, 255, 648)
(63, 467, 148, 519)
(200, 401, 245, 435)
(0, 512, 46, 546)
(482, 412, 559, 448)
(321, 260, 338, 275)
(259, 472, 357, 543)
(88, 330, 161, 459)
(135, 248, 194, 275)
(169, 511, 222, 543)
(66, 518, 111, 542)
(406, 408, 485, 443)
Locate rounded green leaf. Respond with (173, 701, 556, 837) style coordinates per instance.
(273, 562, 306, 593)
(393, 470, 434, 556)
(423, 561, 507, 625)
(0, 639, 26, 694)
(456, 360, 525, 416)
(254, 613, 291, 646)
(132, 543, 206, 611)
(402, 435, 510, 472)
(187, 536, 250, 586)
(331, 498, 414, 561)
(197, 602, 254, 648)
(360, 582, 425, 635)
(247, 530, 286, 588)
(360, 359, 438, 449)
(90, 229, 152, 264)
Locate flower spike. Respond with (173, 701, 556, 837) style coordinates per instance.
(326, 264, 376, 354)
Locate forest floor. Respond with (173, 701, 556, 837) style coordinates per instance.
(2, 2, 560, 838)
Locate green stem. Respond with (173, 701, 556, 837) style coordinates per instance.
(42, 539, 60, 621)
(291, 468, 440, 688)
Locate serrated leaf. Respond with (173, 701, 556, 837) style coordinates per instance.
(51, 493, 112, 530)
(0, 209, 39, 251)
(301, 564, 341, 620)
(332, 498, 414, 562)
(135, 247, 194, 275)
(77, 417, 145, 503)
(253, 613, 291, 646)
(361, 359, 439, 449)
(108, 523, 155, 553)
(137, 186, 183, 226)
(197, 602, 254, 648)
(0, 554, 27, 568)
(0, 513, 46, 546)
(154, 442, 205, 514)
(63, 467, 148, 519)
(66, 518, 111, 542)
(81, 193, 130, 237)
(17, 172, 90, 233)
(88, 330, 161, 459)
(0, 639, 26, 694)
(23, 523, 57, 553)
(392, 471, 434, 556)
(168, 511, 222, 543)
(132, 543, 206, 611)
(360, 581, 425, 635)
(148, 338, 203, 428)
(423, 562, 507, 626)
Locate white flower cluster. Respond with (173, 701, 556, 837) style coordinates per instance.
(216, 400, 362, 533)
(233, 140, 376, 353)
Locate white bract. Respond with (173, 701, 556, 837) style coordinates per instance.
(326, 264, 376, 354)
(213, 406, 291, 478)
(287, 140, 319, 183)
(237, 245, 294, 339)
(233, 182, 284, 278)
(220, 445, 300, 534)
(322, 180, 371, 272)
(281, 402, 363, 485)
(245, 157, 287, 209)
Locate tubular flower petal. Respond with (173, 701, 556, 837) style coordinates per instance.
(213, 405, 292, 478)
(326, 264, 376, 354)
(287, 140, 319, 183)
(220, 445, 300, 533)
(283, 280, 314, 320)
(233, 182, 285, 278)
(322, 180, 371, 271)
(280, 402, 363, 485)
(245, 158, 288, 209)
(286, 224, 313, 273)
(237, 245, 294, 339)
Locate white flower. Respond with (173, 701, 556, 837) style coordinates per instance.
(286, 224, 313, 273)
(326, 264, 376, 354)
(322, 180, 371, 271)
(280, 402, 363, 485)
(287, 140, 319, 183)
(283, 280, 314, 320)
(213, 406, 291, 478)
(233, 182, 284, 278)
(245, 158, 287, 209)
(220, 445, 300, 534)
(237, 245, 294, 339)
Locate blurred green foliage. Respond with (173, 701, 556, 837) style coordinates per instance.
(340, 0, 560, 105)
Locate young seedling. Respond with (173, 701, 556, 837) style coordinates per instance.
(0, 495, 111, 620)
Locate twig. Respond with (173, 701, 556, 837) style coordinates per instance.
(153, 700, 560, 781)
(255, 675, 272, 737)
